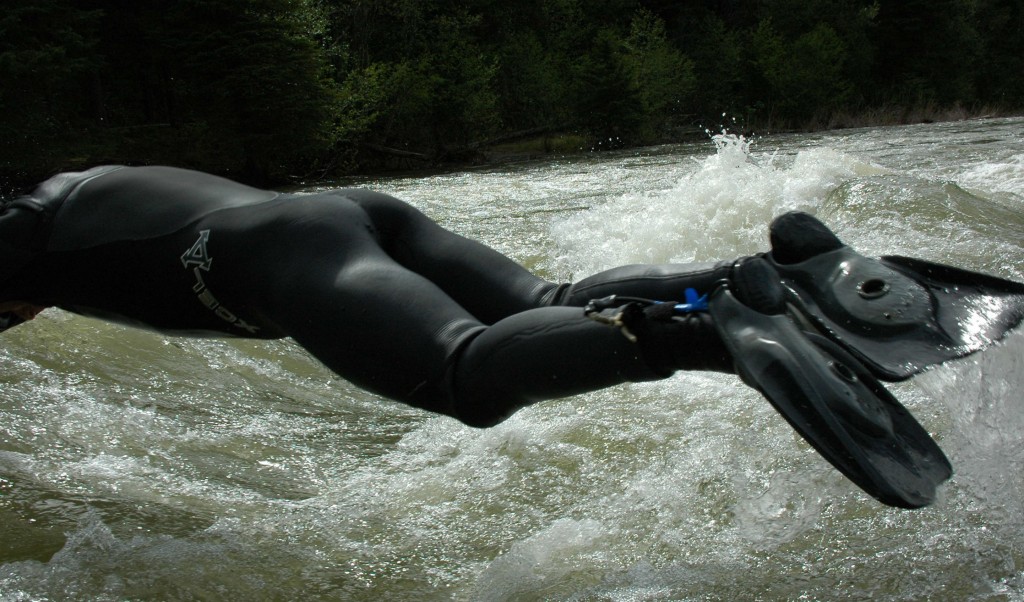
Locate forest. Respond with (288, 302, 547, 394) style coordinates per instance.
(2, 0, 1022, 192)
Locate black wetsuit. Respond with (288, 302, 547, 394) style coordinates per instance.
(1, 166, 731, 426)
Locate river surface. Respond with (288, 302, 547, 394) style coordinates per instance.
(2, 117, 1023, 601)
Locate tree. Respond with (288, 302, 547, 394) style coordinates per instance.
(683, 14, 746, 123)
(0, 1, 101, 190)
(492, 31, 569, 131)
(621, 9, 696, 141)
(162, 0, 344, 181)
(320, 0, 500, 156)
(574, 28, 644, 146)
(872, 0, 981, 105)
(752, 19, 852, 124)
(973, 0, 1024, 103)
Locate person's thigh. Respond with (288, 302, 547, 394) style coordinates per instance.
(342, 189, 559, 323)
(266, 227, 485, 416)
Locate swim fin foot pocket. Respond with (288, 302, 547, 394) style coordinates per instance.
(710, 257, 953, 509)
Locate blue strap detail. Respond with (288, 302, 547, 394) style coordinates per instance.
(673, 288, 709, 314)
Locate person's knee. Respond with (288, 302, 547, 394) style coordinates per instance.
(401, 382, 513, 428)
(451, 400, 515, 429)
(443, 368, 518, 429)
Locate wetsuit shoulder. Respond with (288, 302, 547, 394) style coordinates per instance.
(28, 165, 127, 213)
(0, 168, 127, 301)
(45, 166, 279, 252)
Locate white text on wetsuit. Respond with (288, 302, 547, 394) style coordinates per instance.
(181, 230, 259, 334)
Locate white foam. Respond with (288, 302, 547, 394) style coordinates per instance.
(957, 152, 1024, 205)
(549, 134, 888, 276)
(471, 518, 608, 601)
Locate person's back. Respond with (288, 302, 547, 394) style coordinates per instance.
(1, 166, 294, 336)
(44, 166, 280, 252)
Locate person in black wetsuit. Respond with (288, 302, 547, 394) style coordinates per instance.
(1, 165, 739, 427)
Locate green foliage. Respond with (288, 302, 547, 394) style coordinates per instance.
(164, 0, 344, 180)
(320, 0, 500, 153)
(493, 31, 568, 131)
(0, 0, 101, 189)
(872, 0, 982, 105)
(621, 9, 696, 141)
(574, 28, 644, 146)
(683, 15, 745, 120)
(974, 0, 1024, 101)
(2, 0, 1022, 189)
(753, 20, 852, 122)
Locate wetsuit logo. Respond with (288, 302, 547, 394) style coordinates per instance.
(181, 230, 213, 271)
(181, 230, 259, 334)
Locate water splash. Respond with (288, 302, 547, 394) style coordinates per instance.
(550, 133, 887, 277)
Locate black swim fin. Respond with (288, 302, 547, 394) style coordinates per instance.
(767, 211, 1024, 382)
(709, 258, 952, 508)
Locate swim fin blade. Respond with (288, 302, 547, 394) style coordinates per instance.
(767, 212, 1024, 382)
(709, 260, 952, 508)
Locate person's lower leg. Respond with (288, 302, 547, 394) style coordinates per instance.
(546, 261, 736, 308)
(449, 306, 732, 427)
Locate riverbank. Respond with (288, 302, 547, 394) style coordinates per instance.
(3, 107, 1020, 197)
(358, 104, 1024, 175)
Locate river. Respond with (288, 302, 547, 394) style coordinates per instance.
(2, 117, 1023, 600)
